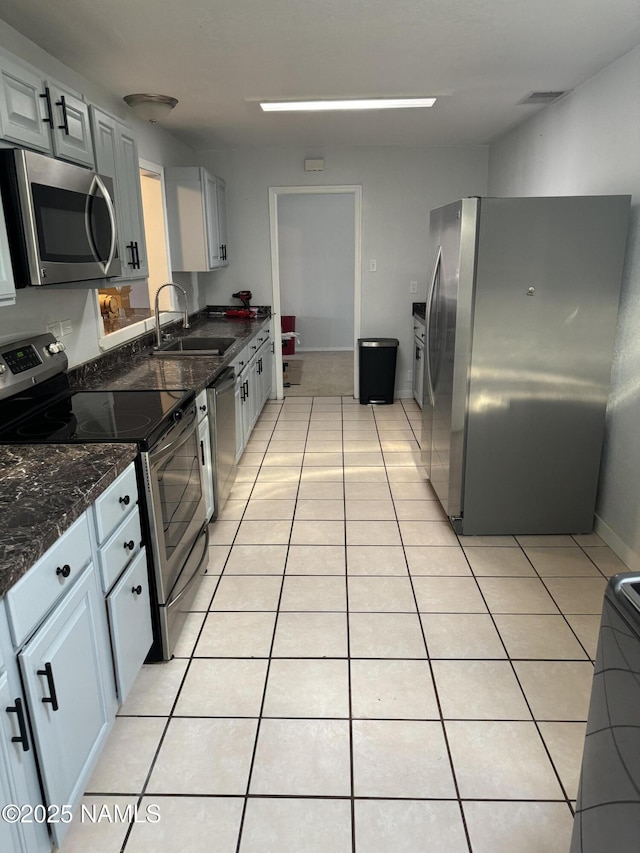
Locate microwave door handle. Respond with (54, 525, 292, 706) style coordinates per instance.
(424, 244, 441, 408)
(85, 175, 117, 274)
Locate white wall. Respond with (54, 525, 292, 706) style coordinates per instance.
(0, 19, 197, 366)
(488, 44, 640, 567)
(278, 192, 355, 351)
(198, 145, 488, 395)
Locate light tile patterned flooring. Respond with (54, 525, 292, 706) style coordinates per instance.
(63, 396, 629, 853)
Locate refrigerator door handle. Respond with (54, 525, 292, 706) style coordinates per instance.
(425, 244, 442, 406)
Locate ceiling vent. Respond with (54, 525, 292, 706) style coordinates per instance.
(518, 91, 568, 106)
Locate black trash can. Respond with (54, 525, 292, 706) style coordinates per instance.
(358, 338, 399, 405)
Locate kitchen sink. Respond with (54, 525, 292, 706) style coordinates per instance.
(152, 336, 236, 357)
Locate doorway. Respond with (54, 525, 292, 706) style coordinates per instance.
(269, 185, 362, 399)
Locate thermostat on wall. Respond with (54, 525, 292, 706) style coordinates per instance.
(304, 158, 325, 171)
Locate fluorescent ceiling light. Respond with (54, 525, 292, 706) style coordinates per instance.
(260, 97, 436, 112)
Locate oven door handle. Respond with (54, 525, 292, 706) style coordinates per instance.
(166, 525, 210, 608)
(152, 407, 198, 465)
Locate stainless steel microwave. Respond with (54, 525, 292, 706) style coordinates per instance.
(0, 148, 121, 286)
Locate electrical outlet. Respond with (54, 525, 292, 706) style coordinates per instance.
(369, 259, 377, 272)
(410, 280, 418, 294)
(61, 319, 73, 336)
(46, 321, 62, 338)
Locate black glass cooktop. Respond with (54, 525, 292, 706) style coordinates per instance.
(0, 386, 193, 450)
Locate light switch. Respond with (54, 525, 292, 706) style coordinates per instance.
(410, 281, 418, 293)
(61, 319, 73, 336)
(369, 259, 377, 272)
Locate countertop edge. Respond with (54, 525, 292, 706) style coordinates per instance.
(0, 444, 138, 598)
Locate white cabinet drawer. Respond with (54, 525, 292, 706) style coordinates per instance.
(6, 513, 91, 648)
(106, 549, 152, 704)
(231, 343, 249, 376)
(93, 463, 138, 544)
(196, 389, 209, 422)
(98, 508, 142, 594)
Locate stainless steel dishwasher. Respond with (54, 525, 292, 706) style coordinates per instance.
(207, 367, 237, 519)
(571, 572, 640, 852)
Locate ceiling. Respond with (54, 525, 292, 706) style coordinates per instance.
(2, 0, 640, 151)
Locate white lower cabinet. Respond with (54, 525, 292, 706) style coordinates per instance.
(0, 658, 50, 853)
(232, 322, 274, 461)
(0, 461, 154, 850)
(18, 564, 116, 848)
(196, 390, 214, 521)
(106, 549, 152, 703)
(92, 463, 153, 704)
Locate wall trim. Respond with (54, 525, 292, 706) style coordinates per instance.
(593, 513, 640, 571)
(269, 184, 362, 400)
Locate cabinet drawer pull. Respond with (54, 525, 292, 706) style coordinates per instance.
(131, 585, 143, 596)
(6, 698, 30, 752)
(200, 440, 206, 466)
(119, 495, 131, 506)
(37, 663, 59, 712)
(56, 564, 71, 578)
(124, 540, 135, 551)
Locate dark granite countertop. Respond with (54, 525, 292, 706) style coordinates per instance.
(71, 310, 271, 393)
(0, 444, 137, 598)
(413, 302, 426, 321)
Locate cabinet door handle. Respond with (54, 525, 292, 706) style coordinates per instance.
(40, 86, 54, 126)
(37, 663, 59, 712)
(133, 241, 140, 269)
(126, 242, 136, 268)
(199, 404, 207, 413)
(119, 495, 131, 506)
(6, 698, 30, 752)
(416, 347, 421, 361)
(200, 439, 205, 466)
(124, 540, 135, 551)
(131, 585, 143, 596)
(55, 94, 69, 134)
(56, 564, 71, 578)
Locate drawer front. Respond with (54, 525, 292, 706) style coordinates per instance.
(6, 513, 91, 648)
(98, 508, 143, 593)
(231, 343, 249, 375)
(93, 463, 138, 544)
(196, 389, 208, 423)
(106, 548, 153, 704)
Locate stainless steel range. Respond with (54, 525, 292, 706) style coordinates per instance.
(0, 332, 208, 660)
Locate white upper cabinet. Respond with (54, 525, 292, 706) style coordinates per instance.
(216, 176, 229, 266)
(165, 166, 229, 271)
(0, 52, 95, 168)
(90, 106, 148, 280)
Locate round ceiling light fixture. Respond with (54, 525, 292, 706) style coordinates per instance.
(123, 93, 178, 123)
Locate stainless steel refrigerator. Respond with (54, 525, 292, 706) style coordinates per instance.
(420, 195, 630, 535)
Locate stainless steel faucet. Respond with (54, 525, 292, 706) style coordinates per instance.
(154, 282, 190, 348)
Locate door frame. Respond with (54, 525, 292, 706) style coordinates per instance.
(268, 185, 362, 399)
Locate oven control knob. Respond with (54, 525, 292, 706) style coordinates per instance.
(0, 364, 6, 376)
(47, 341, 65, 354)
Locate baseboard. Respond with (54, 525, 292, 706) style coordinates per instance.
(296, 347, 354, 352)
(593, 513, 640, 571)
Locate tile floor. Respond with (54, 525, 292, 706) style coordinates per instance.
(64, 396, 629, 853)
